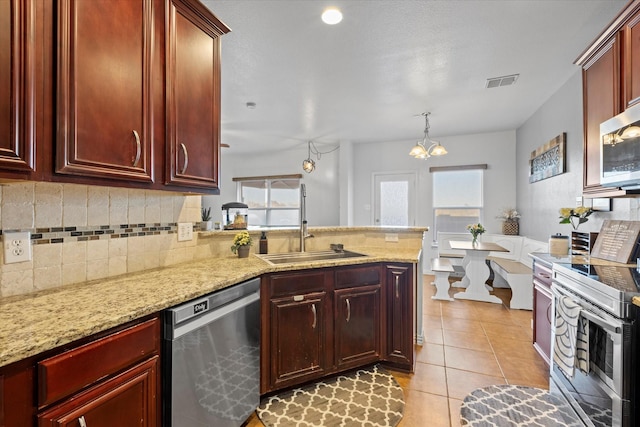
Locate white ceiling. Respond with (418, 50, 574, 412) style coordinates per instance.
(202, 0, 625, 154)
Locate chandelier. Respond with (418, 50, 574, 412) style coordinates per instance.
(409, 112, 447, 159)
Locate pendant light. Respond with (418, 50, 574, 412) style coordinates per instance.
(301, 141, 340, 173)
(409, 112, 447, 159)
(302, 141, 315, 173)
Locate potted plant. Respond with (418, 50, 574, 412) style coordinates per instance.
(200, 207, 213, 231)
(496, 208, 521, 235)
(466, 223, 486, 245)
(231, 230, 253, 258)
(559, 206, 593, 230)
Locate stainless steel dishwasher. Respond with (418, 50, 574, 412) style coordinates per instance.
(163, 278, 260, 427)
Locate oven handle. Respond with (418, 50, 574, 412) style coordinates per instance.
(552, 285, 621, 334)
(579, 307, 621, 334)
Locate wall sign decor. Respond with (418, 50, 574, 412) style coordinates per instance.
(529, 133, 566, 183)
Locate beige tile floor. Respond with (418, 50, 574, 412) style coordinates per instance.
(245, 275, 550, 426)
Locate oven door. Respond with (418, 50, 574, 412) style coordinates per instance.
(551, 284, 633, 427)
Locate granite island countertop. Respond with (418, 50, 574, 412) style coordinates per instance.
(0, 246, 421, 368)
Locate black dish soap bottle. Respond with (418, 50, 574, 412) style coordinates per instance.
(259, 231, 268, 254)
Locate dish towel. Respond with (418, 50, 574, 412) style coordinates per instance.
(554, 295, 589, 377)
(576, 314, 590, 374)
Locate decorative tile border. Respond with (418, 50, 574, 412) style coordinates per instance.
(0, 223, 184, 245)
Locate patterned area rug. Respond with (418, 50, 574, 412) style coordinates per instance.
(460, 385, 582, 426)
(257, 364, 404, 427)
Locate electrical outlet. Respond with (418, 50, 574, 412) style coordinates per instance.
(3, 231, 32, 264)
(177, 223, 193, 242)
(385, 233, 399, 242)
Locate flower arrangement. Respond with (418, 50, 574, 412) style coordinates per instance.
(496, 208, 521, 222)
(231, 230, 253, 254)
(467, 223, 486, 244)
(559, 206, 593, 230)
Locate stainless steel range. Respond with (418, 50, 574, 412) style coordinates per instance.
(551, 262, 640, 427)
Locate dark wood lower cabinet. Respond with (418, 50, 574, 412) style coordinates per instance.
(532, 259, 553, 365)
(261, 262, 414, 394)
(335, 285, 381, 369)
(37, 357, 158, 427)
(0, 316, 161, 427)
(0, 360, 35, 427)
(269, 291, 330, 389)
(384, 264, 414, 370)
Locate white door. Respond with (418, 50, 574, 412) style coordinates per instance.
(373, 172, 416, 226)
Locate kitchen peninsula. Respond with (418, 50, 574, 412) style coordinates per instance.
(0, 226, 425, 426)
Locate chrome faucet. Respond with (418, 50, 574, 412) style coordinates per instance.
(300, 183, 313, 252)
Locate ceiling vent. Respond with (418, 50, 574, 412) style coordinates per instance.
(486, 74, 519, 89)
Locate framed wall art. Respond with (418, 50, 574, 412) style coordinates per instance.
(529, 133, 566, 183)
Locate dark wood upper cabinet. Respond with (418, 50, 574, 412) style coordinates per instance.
(0, 0, 229, 193)
(165, 0, 229, 191)
(581, 36, 621, 195)
(55, 0, 156, 182)
(0, 0, 37, 173)
(624, 9, 640, 109)
(577, 0, 640, 198)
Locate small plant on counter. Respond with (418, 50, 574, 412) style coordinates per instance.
(467, 223, 486, 244)
(559, 206, 593, 230)
(231, 230, 253, 254)
(201, 207, 212, 221)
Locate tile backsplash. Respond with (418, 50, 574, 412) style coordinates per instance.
(0, 182, 205, 298)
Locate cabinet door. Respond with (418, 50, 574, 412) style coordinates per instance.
(55, 0, 154, 182)
(624, 10, 640, 108)
(384, 264, 414, 371)
(269, 292, 329, 390)
(533, 280, 553, 365)
(335, 284, 381, 369)
(165, 0, 229, 191)
(0, 0, 36, 173)
(0, 360, 35, 427)
(582, 35, 621, 194)
(38, 356, 158, 427)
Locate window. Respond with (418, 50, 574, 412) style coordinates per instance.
(234, 174, 301, 227)
(431, 165, 485, 240)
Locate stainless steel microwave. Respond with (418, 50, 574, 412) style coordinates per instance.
(600, 103, 640, 190)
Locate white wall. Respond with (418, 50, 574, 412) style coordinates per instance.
(351, 131, 517, 267)
(352, 131, 518, 236)
(203, 145, 341, 226)
(516, 70, 640, 241)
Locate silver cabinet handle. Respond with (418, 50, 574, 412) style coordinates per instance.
(395, 275, 400, 299)
(132, 130, 141, 167)
(311, 303, 317, 329)
(346, 298, 351, 323)
(180, 143, 189, 174)
(79, 416, 87, 427)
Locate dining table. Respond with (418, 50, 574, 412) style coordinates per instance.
(449, 240, 508, 304)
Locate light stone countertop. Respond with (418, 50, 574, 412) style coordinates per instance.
(0, 246, 420, 368)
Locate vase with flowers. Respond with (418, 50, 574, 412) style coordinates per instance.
(231, 231, 253, 258)
(559, 206, 593, 230)
(467, 223, 486, 245)
(496, 208, 521, 235)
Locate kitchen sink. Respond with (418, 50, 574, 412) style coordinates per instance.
(257, 250, 368, 265)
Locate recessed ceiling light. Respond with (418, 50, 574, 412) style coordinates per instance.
(246, 101, 256, 109)
(322, 8, 342, 25)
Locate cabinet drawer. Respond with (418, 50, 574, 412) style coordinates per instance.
(533, 262, 552, 287)
(269, 271, 327, 297)
(335, 265, 380, 289)
(38, 317, 160, 408)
